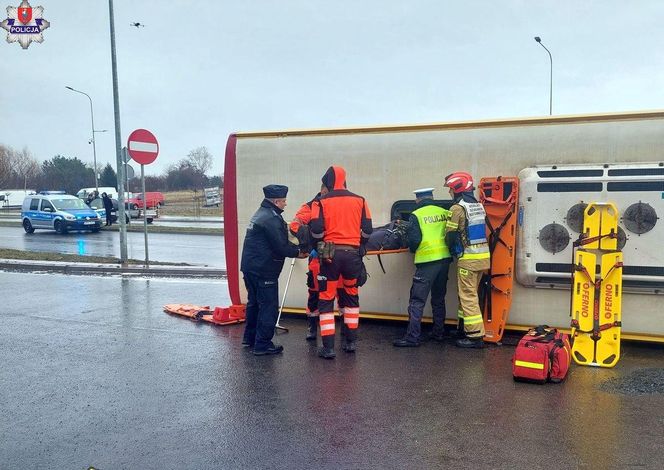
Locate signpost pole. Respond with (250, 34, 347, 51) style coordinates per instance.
(141, 163, 149, 267)
(118, 147, 129, 260)
(126, 128, 159, 269)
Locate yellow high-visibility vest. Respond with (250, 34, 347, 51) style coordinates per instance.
(413, 204, 452, 264)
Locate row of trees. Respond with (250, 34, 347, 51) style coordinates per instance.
(0, 144, 222, 194)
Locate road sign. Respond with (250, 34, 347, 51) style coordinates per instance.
(122, 146, 132, 163)
(127, 129, 159, 165)
(125, 164, 135, 180)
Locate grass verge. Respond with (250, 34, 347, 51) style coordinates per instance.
(0, 248, 191, 266)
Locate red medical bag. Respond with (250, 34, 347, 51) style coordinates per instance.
(512, 326, 571, 384)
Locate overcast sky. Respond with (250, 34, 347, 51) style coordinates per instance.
(1, 1, 663, 177)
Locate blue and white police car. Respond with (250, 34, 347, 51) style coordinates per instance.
(21, 192, 102, 234)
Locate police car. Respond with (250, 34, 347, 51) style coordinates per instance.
(21, 192, 102, 234)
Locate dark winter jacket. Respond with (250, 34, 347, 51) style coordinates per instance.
(241, 199, 300, 279)
(102, 195, 113, 212)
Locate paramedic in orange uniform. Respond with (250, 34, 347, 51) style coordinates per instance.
(290, 186, 328, 341)
(310, 166, 372, 359)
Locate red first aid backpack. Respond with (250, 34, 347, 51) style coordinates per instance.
(512, 326, 571, 384)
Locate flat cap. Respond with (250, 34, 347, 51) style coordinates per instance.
(413, 187, 435, 198)
(263, 184, 289, 198)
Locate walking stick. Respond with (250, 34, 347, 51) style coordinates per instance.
(276, 257, 296, 332)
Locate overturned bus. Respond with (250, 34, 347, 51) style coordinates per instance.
(223, 110, 664, 343)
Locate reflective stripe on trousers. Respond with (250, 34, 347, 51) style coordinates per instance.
(457, 266, 486, 339)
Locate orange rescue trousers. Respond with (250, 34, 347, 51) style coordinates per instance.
(317, 249, 362, 336)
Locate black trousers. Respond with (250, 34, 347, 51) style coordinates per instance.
(405, 258, 452, 341)
(242, 273, 279, 351)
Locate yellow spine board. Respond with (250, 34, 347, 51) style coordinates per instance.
(571, 250, 597, 366)
(596, 252, 622, 367)
(582, 203, 618, 250)
(572, 202, 622, 368)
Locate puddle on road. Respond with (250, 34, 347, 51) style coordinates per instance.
(600, 368, 664, 395)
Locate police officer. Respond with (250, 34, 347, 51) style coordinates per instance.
(394, 188, 452, 347)
(444, 172, 490, 348)
(241, 184, 307, 356)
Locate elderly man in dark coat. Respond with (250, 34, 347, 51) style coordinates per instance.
(241, 184, 306, 355)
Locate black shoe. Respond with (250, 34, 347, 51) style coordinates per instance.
(342, 341, 356, 353)
(318, 347, 336, 359)
(242, 339, 254, 348)
(427, 332, 446, 342)
(253, 344, 284, 356)
(318, 335, 336, 359)
(393, 338, 420, 348)
(455, 338, 485, 349)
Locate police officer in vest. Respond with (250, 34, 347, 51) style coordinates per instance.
(394, 188, 453, 347)
(241, 184, 307, 356)
(443, 172, 490, 348)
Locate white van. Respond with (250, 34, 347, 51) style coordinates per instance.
(204, 187, 221, 206)
(76, 187, 117, 201)
(1, 189, 37, 208)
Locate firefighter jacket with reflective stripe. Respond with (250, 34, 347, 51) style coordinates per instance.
(310, 167, 372, 246)
(446, 201, 490, 261)
(241, 199, 300, 279)
(409, 202, 452, 264)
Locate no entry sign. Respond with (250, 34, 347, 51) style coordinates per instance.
(127, 129, 159, 165)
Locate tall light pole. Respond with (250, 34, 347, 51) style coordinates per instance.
(108, 0, 128, 264)
(66, 86, 101, 191)
(534, 36, 553, 115)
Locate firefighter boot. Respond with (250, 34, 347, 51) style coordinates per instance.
(318, 334, 336, 359)
(342, 325, 357, 353)
(456, 318, 465, 339)
(306, 316, 317, 341)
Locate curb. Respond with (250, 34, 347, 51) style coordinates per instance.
(0, 259, 227, 278)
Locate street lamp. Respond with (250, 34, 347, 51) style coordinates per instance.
(534, 36, 553, 115)
(65, 85, 101, 191)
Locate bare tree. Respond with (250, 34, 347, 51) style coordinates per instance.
(186, 146, 213, 176)
(0, 144, 11, 187)
(12, 147, 40, 184)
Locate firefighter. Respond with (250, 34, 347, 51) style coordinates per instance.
(240, 184, 307, 356)
(443, 172, 490, 348)
(310, 166, 372, 359)
(394, 188, 452, 347)
(289, 185, 328, 341)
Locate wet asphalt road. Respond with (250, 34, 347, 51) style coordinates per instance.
(2, 272, 664, 468)
(0, 225, 225, 267)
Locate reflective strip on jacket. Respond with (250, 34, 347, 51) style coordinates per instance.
(448, 202, 490, 261)
(412, 204, 451, 263)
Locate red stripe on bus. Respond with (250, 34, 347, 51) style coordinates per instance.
(224, 134, 240, 305)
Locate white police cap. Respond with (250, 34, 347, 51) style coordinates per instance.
(413, 187, 435, 198)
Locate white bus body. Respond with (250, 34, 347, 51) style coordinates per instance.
(223, 110, 664, 342)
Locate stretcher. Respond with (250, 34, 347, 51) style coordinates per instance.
(163, 303, 246, 326)
(479, 176, 519, 343)
(570, 202, 622, 367)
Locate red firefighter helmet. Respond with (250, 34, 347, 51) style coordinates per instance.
(444, 172, 474, 194)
